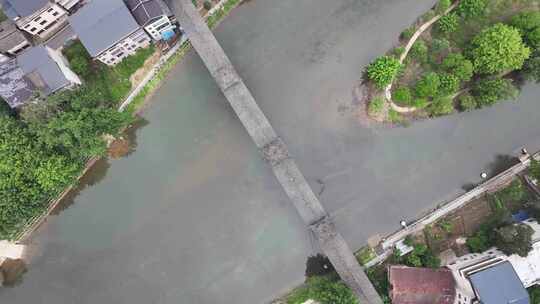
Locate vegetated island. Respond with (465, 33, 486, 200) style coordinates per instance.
(364, 0, 540, 125)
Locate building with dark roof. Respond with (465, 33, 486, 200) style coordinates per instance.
(389, 266, 456, 304)
(0, 0, 69, 40)
(0, 58, 36, 108)
(0, 20, 31, 56)
(124, 0, 176, 41)
(0, 45, 81, 108)
(469, 262, 530, 304)
(69, 0, 151, 66)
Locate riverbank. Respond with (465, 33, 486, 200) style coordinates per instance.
(364, 0, 540, 125)
(7, 0, 245, 244)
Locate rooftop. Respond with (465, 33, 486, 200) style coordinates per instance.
(3, 0, 49, 18)
(469, 261, 529, 304)
(0, 20, 29, 53)
(124, 0, 169, 26)
(0, 59, 35, 108)
(17, 45, 70, 94)
(389, 266, 456, 304)
(69, 0, 140, 56)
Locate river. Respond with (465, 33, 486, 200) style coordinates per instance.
(3, 0, 540, 303)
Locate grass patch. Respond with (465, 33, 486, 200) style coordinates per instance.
(388, 109, 402, 123)
(207, 0, 243, 29)
(355, 246, 376, 266)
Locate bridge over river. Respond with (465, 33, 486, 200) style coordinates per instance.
(4, 0, 540, 303)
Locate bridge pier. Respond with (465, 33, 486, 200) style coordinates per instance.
(165, 1, 382, 303)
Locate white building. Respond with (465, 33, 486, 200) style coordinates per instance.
(124, 0, 176, 41)
(1, 0, 69, 40)
(69, 0, 152, 66)
(445, 219, 540, 304)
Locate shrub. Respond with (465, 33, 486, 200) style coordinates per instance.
(388, 109, 402, 123)
(472, 78, 518, 107)
(401, 26, 416, 41)
(411, 40, 428, 63)
(287, 276, 358, 304)
(469, 24, 531, 74)
(366, 56, 402, 89)
(412, 97, 428, 109)
(494, 224, 534, 257)
(457, 0, 487, 18)
(431, 38, 450, 54)
(526, 27, 540, 49)
(437, 13, 459, 34)
(404, 243, 441, 268)
(415, 72, 440, 98)
(442, 53, 474, 82)
(467, 229, 490, 252)
(530, 287, 540, 304)
(438, 73, 460, 96)
(523, 52, 540, 83)
(203, 0, 212, 10)
(436, 0, 451, 14)
(368, 96, 385, 116)
(428, 96, 454, 116)
(530, 159, 540, 181)
(459, 93, 477, 111)
(393, 46, 405, 57)
(393, 87, 412, 105)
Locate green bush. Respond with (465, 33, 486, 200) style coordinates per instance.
(401, 27, 416, 41)
(437, 13, 459, 34)
(393, 46, 405, 57)
(203, 0, 212, 10)
(472, 78, 518, 107)
(287, 276, 358, 304)
(412, 97, 429, 109)
(368, 96, 385, 116)
(469, 24, 531, 74)
(457, 0, 487, 18)
(438, 73, 460, 96)
(431, 38, 450, 54)
(415, 72, 441, 98)
(388, 109, 402, 123)
(523, 52, 540, 82)
(530, 286, 540, 304)
(467, 229, 491, 252)
(411, 40, 428, 63)
(435, 0, 451, 14)
(442, 53, 474, 82)
(530, 159, 540, 181)
(393, 87, 412, 105)
(366, 56, 402, 89)
(428, 96, 454, 116)
(459, 93, 477, 111)
(404, 243, 441, 268)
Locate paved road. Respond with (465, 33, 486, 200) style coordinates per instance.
(4, 0, 540, 303)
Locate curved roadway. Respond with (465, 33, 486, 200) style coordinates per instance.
(4, 0, 540, 303)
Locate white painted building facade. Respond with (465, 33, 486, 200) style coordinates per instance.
(96, 29, 151, 66)
(16, 3, 68, 39)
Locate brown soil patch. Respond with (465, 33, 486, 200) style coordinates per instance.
(130, 50, 161, 87)
(108, 137, 131, 159)
(1, 258, 27, 286)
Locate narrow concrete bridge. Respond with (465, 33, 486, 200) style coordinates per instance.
(165, 1, 382, 303)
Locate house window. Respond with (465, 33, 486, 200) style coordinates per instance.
(52, 11, 59, 16)
(40, 20, 47, 25)
(37, 29, 45, 35)
(30, 27, 37, 32)
(115, 52, 124, 58)
(47, 8, 54, 12)
(34, 16, 41, 22)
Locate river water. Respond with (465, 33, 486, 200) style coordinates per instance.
(3, 0, 540, 303)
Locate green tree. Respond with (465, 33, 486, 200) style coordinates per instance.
(366, 56, 402, 89)
(287, 276, 358, 304)
(437, 13, 459, 34)
(472, 78, 518, 107)
(411, 40, 428, 63)
(405, 243, 441, 268)
(469, 24, 531, 74)
(203, 0, 212, 10)
(510, 11, 540, 49)
(415, 72, 441, 98)
(530, 286, 540, 304)
(35, 155, 80, 192)
(0, 98, 11, 117)
(436, 0, 451, 14)
(467, 229, 490, 252)
(438, 73, 460, 96)
(428, 96, 454, 116)
(530, 159, 540, 181)
(393, 87, 412, 105)
(494, 224, 534, 257)
(457, 0, 487, 18)
(412, 97, 429, 109)
(442, 53, 474, 82)
(459, 93, 477, 111)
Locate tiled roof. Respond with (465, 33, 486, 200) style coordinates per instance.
(0, 21, 30, 53)
(69, 0, 139, 56)
(389, 265, 456, 304)
(0, 59, 35, 108)
(470, 261, 530, 304)
(124, 0, 166, 26)
(17, 46, 70, 95)
(4, 0, 49, 17)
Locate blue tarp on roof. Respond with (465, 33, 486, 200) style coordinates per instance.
(470, 262, 529, 304)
